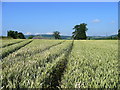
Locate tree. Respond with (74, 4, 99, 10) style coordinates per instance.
(7, 30, 18, 39)
(72, 23, 88, 40)
(53, 31, 61, 39)
(18, 32, 26, 39)
(118, 29, 120, 40)
(14, 31, 18, 39)
(7, 30, 25, 39)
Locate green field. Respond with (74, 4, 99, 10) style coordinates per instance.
(1, 39, 119, 88)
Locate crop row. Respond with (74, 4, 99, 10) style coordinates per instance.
(2, 40, 72, 88)
(2, 40, 65, 69)
(61, 40, 118, 88)
(39, 40, 73, 88)
(1, 40, 32, 59)
(1, 39, 24, 48)
(1, 40, 118, 89)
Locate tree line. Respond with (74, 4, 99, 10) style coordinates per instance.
(53, 23, 120, 40)
(53, 23, 88, 40)
(6, 23, 120, 40)
(7, 30, 25, 39)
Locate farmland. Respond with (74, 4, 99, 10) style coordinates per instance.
(1, 39, 119, 89)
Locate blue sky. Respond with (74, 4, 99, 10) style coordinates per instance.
(2, 2, 118, 36)
(2, 0, 119, 2)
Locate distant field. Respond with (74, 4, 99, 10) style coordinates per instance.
(1, 39, 118, 88)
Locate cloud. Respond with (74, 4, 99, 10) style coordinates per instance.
(25, 32, 32, 35)
(92, 19, 101, 23)
(26, 32, 66, 35)
(35, 32, 53, 35)
(34, 32, 67, 36)
(35, 33, 41, 35)
(45, 32, 53, 35)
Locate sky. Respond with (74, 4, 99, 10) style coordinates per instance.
(2, 2, 118, 36)
(1, 0, 119, 2)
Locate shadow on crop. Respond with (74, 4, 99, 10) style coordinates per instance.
(42, 40, 74, 89)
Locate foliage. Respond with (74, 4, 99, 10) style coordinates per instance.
(0, 36, 13, 39)
(7, 30, 25, 39)
(53, 31, 61, 39)
(1, 40, 32, 59)
(17, 32, 26, 39)
(72, 23, 88, 40)
(118, 29, 120, 40)
(1, 39, 24, 48)
(28, 35, 34, 39)
(2, 40, 70, 88)
(7, 30, 17, 39)
(32, 36, 47, 39)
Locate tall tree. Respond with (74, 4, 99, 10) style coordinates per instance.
(53, 31, 61, 39)
(72, 23, 88, 40)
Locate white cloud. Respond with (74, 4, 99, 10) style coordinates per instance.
(60, 33, 70, 36)
(27, 32, 68, 36)
(25, 32, 32, 35)
(35, 33, 41, 35)
(35, 32, 53, 35)
(45, 32, 53, 35)
(92, 19, 101, 23)
(34, 32, 69, 36)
